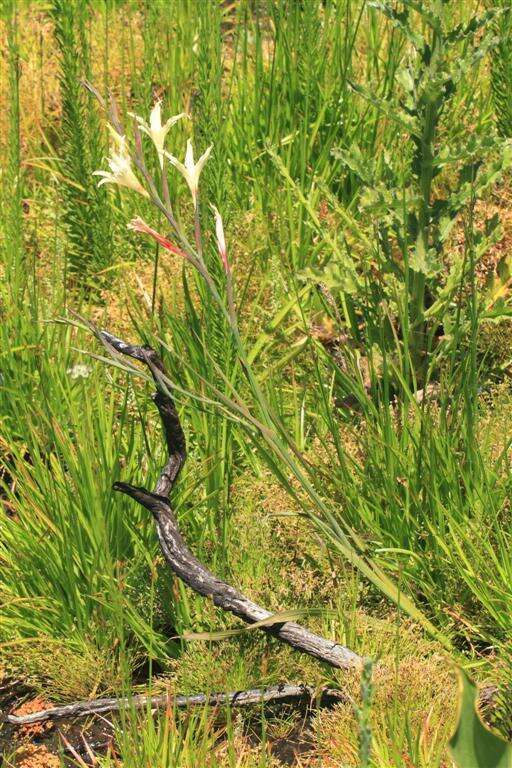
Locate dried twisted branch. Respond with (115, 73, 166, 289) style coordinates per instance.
(100, 331, 363, 672)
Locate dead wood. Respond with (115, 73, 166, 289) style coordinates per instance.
(100, 331, 363, 672)
(5, 684, 346, 726)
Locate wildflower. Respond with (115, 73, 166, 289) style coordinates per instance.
(163, 139, 212, 206)
(210, 204, 229, 273)
(93, 125, 149, 197)
(67, 364, 92, 380)
(127, 217, 186, 257)
(131, 101, 188, 167)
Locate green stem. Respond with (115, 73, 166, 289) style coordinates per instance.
(151, 241, 159, 315)
(410, 96, 439, 383)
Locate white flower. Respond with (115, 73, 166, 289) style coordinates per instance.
(131, 101, 188, 168)
(163, 139, 212, 205)
(210, 204, 229, 272)
(67, 364, 92, 380)
(93, 125, 149, 197)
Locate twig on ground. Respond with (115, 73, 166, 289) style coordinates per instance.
(5, 684, 346, 726)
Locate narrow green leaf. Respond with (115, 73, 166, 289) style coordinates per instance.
(183, 609, 331, 641)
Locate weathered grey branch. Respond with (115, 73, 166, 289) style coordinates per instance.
(5, 684, 345, 726)
(101, 331, 363, 672)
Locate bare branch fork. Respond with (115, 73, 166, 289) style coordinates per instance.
(6, 332, 362, 727)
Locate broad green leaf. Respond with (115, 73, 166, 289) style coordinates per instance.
(484, 253, 512, 311)
(481, 299, 512, 322)
(299, 261, 360, 296)
(446, 9, 502, 44)
(396, 66, 415, 94)
(331, 143, 374, 185)
(367, 2, 426, 49)
(410, 242, 440, 276)
(449, 669, 512, 768)
(348, 81, 418, 135)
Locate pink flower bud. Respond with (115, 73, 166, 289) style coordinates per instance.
(210, 205, 229, 273)
(127, 217, 186, 258)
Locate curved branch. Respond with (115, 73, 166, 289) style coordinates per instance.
(100, 331, 363, 672)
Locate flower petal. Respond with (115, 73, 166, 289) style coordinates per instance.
(196, 144, 213, 175)
(162, 150, 189, 181)
(163, 112, 188, 133)
(184, 139, 195, 174)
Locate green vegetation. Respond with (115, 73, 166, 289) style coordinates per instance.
(1, 1, 512, 765)
(50, 0, 114, 288)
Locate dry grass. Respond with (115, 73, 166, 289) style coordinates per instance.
(0, 6, 143, 157)
(2, 636, 123, 702)
(314, 654, 457, 768)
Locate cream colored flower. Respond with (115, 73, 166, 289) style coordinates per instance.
(132, 101, 188, 167)
(93, 125, 148, 197)
(163, 139, 212, 205)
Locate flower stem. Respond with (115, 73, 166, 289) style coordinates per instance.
(194, 198, 203, 258)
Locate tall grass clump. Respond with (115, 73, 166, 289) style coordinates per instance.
(0, 321, 184, 697)
(50, 0, 113, 292)
(226, 0, 405, 284)
(0, 0, 37, 463)
(490, 1, 512, 138)
(1, 0, 24, 305)
(261, 3, 512, 652)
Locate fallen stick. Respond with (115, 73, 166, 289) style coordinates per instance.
(100, 331, 363, 672)
(5, 684, 345, 726)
